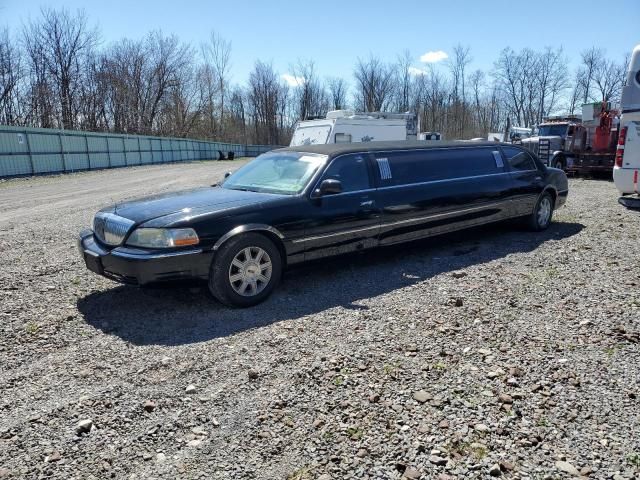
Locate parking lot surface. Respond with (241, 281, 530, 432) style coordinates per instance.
(0, 162, 638, 479)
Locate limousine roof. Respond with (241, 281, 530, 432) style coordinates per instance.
(278, 140, 509, 157)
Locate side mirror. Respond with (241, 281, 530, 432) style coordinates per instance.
(224, 171, 231, 179)
(314, 178, 342, 197)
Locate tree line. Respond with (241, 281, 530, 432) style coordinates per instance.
(0, 8, 630, 145)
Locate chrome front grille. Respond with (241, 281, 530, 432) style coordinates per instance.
(93, 212, 135, 246)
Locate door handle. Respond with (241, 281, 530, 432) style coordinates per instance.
(360, 200, 374, 207)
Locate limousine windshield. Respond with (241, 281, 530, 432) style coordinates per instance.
(222, 152, 327, 194)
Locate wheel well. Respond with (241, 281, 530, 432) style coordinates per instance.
(544, 188, 557, 206)
(256, 230, 287, 267)
(215, 229, 287, 268)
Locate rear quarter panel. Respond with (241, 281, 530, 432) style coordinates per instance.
(545, 167, 569, 207)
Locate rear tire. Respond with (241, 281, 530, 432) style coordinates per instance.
(526, 192, 554, 231)
(208, 233, 282, 307)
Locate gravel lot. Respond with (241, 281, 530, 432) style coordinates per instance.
(0, 161, 639, 480)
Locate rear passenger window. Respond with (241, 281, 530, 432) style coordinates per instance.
(380, 148, 504, 186)
(503, 147, 536, 171)
(321, 154, 370, 192)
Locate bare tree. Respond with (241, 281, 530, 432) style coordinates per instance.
(196, 61, 217, 134)
(353, 55, 396, 112)
(290, 59, 329, 120)
(23, 7, 98, 129)
(201, 31, 231, 136)
(161, 58, 202, 137)
(448, 44, 472, 136)
(568, 69, 586, 115)
(493, 47, 524, 126)
(535, 47, 568, 122)
(394, 49, 413, 112)
(578, 47, 602, 103)
(417, 66, 448, 135)
(592, 55, 627, 103)
(0, 28, 23, 124)
(101, 38, 146, 132)
(327, 77, 348, 110)
(494, 47, 550, 127)
(77, 52, 108, 131)
(469, 69, 487, 136)
(575, 48, 628, 105)
(102, 32, 192, 134)
(247, 61, 289, 145)
(226, 85, 247, 143)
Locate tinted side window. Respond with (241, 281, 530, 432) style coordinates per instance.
(503, 147, 536, 171)
(379, 148, 503, 186)
(321, 154, 370, 192)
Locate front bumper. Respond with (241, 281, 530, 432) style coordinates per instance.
(613, 166, 637, 195)
(78, 230, 213, 285)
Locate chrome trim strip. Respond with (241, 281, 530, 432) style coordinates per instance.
(380, 202, 507, 229)
(291, 224, 380, 243)
(292, 201, 508, 243)
(376, 172, 512, 191)
(110, 248, 203, 260)
(213, 224, 285, 251)
(310, 187, 375, 198)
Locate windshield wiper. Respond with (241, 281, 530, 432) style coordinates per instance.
(226, 186, 257, 192)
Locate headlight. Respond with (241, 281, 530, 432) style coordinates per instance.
(126, 228, 199, 248)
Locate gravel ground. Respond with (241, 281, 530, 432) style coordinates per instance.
(0, 162, 639, 480)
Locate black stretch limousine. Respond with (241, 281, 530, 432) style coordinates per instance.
(79, 141, 568, 307)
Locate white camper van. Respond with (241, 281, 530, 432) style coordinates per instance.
(614, 44, 640, 208)
(289, 110, 419, 146)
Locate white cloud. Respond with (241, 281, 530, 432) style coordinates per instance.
(419, 50, 448, 63)
(408, 66, 428, 76)
(281, 74, 305, 87)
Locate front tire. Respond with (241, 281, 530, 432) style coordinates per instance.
(526, 192, 554, 231)
(209, 233, 282, 307)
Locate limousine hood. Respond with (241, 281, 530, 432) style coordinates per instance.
(110, 187, 274, 224)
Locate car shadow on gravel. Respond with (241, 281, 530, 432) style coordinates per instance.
(77, 221, 583, 346)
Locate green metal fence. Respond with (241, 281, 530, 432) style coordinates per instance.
(0, 125, 279, 177)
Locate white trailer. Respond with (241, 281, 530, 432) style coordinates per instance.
(488, 126, 532, 143)
(614, 44, 640, 208)
(289, 110, 419, 146)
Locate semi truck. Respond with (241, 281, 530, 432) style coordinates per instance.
(520, 106, 619, 175)
(614, 44, 640, 208)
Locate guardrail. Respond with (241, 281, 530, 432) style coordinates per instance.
(0, 125, 280, 177)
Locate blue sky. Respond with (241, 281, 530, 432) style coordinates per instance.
(1, 0, 637, 87)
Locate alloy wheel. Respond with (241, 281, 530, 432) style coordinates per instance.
(228, 246, 272, 297)
(537, 197, 552, 227)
